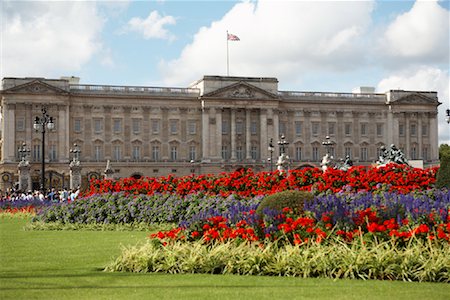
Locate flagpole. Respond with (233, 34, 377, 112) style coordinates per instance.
(226, 30, 229, 76)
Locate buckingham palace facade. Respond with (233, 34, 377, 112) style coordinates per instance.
(0, 75, 441, 191)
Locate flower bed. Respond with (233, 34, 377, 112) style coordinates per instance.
(83, 164, 438, 198)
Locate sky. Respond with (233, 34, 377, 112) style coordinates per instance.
(1, 0, 449, 144)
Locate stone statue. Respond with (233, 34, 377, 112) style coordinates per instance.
(321, 153, 331, 172)
(376, 144, 409, 166)
(276, 153, 290, 173)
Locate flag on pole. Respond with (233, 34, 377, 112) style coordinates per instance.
(227, 33, 240, 41)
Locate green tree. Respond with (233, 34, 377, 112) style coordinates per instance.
(436, 144, 450, 189)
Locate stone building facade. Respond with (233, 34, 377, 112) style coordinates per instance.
(0, 75, 440, 192)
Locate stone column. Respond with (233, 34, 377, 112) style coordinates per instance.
(69, 160, 82, 189)
(201, 107, 209, 161)
(417, 114, 423, 159)
(259, 109, 268, 161)
(273, 110, 280, 152)
(405, 114, 410, 159)
(230, 109, 236, 161)
(18, 160, 32, 192)
(3, 104, 16, 162)
(215, 108, 222, 160)
(246, 109, 251, 159)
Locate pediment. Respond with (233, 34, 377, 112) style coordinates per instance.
(202, 81, 279, 100)
(2, 80, 69, 95)
(391, 93, 438, 105)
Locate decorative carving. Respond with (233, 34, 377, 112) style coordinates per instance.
(229, 87, 255, 98)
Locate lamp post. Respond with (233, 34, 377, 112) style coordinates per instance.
(34, 106, 54, 192)
(268, 138, 274, 172)
(446, 108, 450, 124)
(278, 134, 289, 155)
(322, 135, 334, 156)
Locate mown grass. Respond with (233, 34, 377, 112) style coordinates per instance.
(0, 216, 449, 300)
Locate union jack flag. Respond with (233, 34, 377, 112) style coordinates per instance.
(227, 33, 240, 41)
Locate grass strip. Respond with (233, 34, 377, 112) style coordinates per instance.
(1, 217, 449, 300)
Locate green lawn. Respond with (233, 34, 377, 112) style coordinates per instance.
(0, 217, 449, 300)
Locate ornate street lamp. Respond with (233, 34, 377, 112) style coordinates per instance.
(34, 106, 54, 192)
(268, 138, 274, 172)
(322, 135, 334, 156)
(278, 134, 289, 155)
(446, 108, 450, 124)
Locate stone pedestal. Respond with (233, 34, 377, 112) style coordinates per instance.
(18, 160, 32, 192)
(69, 160, 82, 190)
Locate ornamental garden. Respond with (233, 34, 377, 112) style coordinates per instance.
(2, 153, 450, 283)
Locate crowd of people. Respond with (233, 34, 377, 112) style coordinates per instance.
(0, 187, 80, 203)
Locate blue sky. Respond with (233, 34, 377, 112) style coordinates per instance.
(1, 0, 449, 143)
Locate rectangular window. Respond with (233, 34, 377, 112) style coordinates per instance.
(221, 145, 229, 160)
(422, 147, 428, 160)
(16, 117, 25, 131)
(74, 119, 82, 133)
(251, 121, 257, 135)
(32, 144, 41, 162)
(411, 147, 417, 160)
(132, 119, 141, 134)
(279, 122, 287, 136)
(94, 118, 103, 133)
(113, 145, 121, 161)
(113, 119, 122, 133)
(328, 123, 335, 136)
(376, 124, 383, 136)
(345, 147, 352, 158)
(329, 147, 335, 158)
(236, 146, 244, 160)
(189, 146, 196, 161)
(345, 123, 352, 136)
(422, 124, 428, 136)
(312, 147, 319, 161)
(170, 120, 178, 134)
(170, 146, 177, 160)
(132, 146, 141, 160)
(151, 119, 160, 134)
(312, 123, 320, 137)
(251, 146, 258, 160)
(360, 123, 367, 136)
(152, 145, 160, 161)
(295, 147, 302, 161)
(236, 120, 244, 135)
(188, 120, 196, 135)
(222, 120, 229, 134)
(360, 147, 368, 161)
(410, 124, 417, 136)
(295, 121, 302, 136)
(49, 144, 57, 161)
(399, 124, 405, 136)
(94, 145, 102, 161)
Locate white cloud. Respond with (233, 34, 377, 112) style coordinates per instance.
(378, 0, 449, 65)
(125, 11, 176, 41)
(1, 1, 104, 78)
(159, 0, 375, 86)
(377, 66, 450, 145)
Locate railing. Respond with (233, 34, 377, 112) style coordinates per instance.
(278, 91, 386, 100)
(70, 84, 200, 96)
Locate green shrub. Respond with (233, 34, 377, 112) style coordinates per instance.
(436, 144, 450, 189)
(256, 190, 314, 217)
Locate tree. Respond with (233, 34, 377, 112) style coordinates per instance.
(436, 144, 450, 189)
